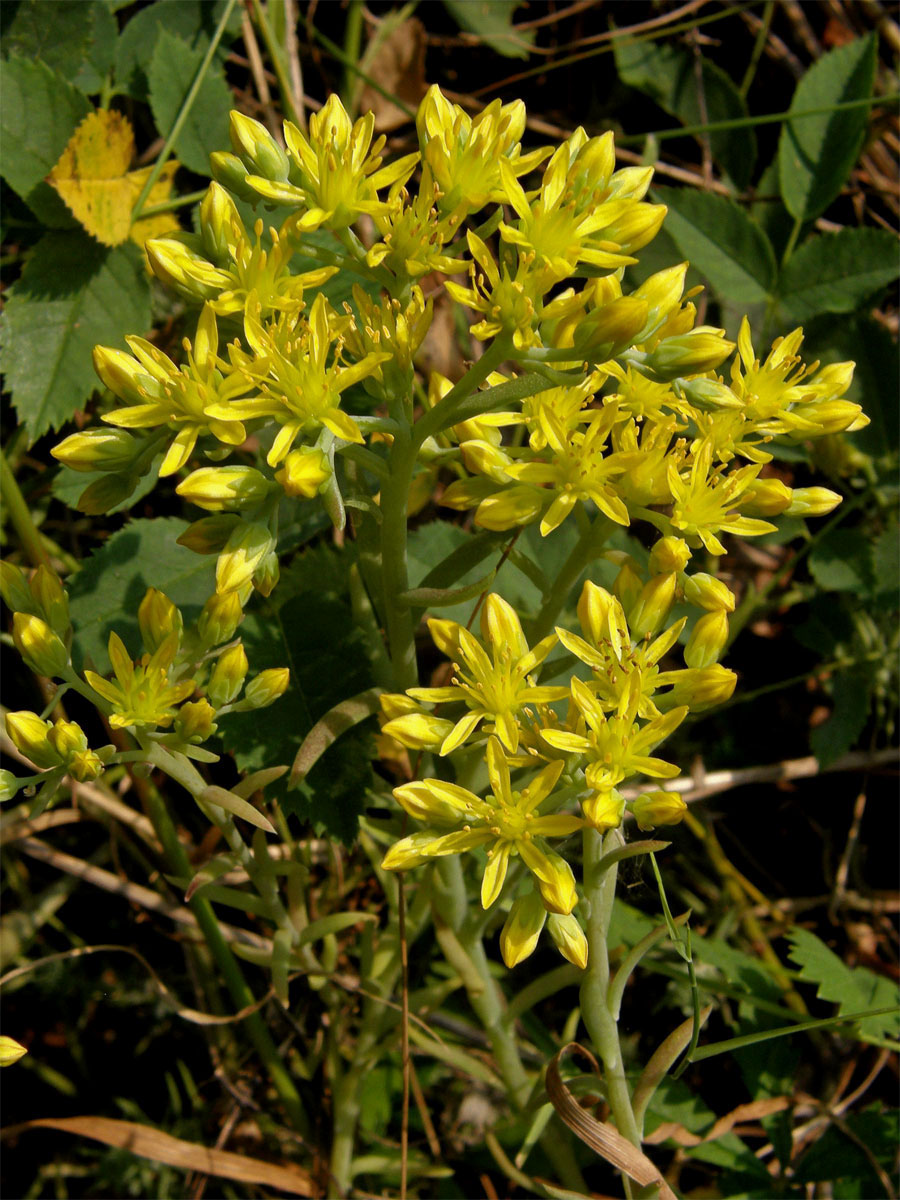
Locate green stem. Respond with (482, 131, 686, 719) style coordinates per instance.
(132, 0, 239, 222)
(529, 512, 614, 641)
(249, 0, 303, 128)
(140, 777, 310, 1137)
(411, 336, 514, 449)
(341, 0, 365, 112)
(0, 449, 52, 568)
(580, 828, 642, 1149)
(379, 429, 419, 691)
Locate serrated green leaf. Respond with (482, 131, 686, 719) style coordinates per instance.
(0, 233, 151, 443)
(71, 2, 118, 94)
(68, 518, 216, 670)
(114, 0, 241, 101)
(652, 187, 776, 304)
(778, 33, 877, 222)
(2, 0, 95, 81)
(613, 38, 756, 188)
(795, 1109, 900, 1190)
(787, 927, 900, 1042)
(147, 29, 233, 176)
(810, 667, 873, 767)
(441, 0, 534, 59)
(0, 57, 91, 224)
(778, 228, 900, 321)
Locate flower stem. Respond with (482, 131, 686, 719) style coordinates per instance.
(139, 776, 310, 1138)
(580, 828, 642, 1149)
(0, 449, 52, 568)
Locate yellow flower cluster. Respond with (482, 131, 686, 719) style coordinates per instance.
(0, 563, 290, 804)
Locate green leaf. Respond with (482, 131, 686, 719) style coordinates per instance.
(652, 187, 776, 305)
(147, 29, 233, 177)
(397, 568, 497, 609)
(0, 56, 91, 224)
(778, 33, 877, 222)
(809, 526, 873, 594)
(778, 228, 900, 322)
(872, 521, 899, 605)
(290, 688, 383, 785)
(68, 518, 216, 670)
(2, 0, 96, 81)
(810, 667, 873, 768)
(613, 38, 756, 188)
(114, 0, 241, 101)
(297, 911, 377, 949)
(0, 233, 151, 443)
(441, 0, 534, 59)
(787, 926, 900, 1042)
(218, 589, 375, 843)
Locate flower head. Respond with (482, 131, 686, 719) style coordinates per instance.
(384, 736, 582, 911)
(84, 632, 195, 729)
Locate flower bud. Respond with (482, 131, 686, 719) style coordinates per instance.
(382, 712, 455, 750)
(741, 477, 793, 517)
(0, 1036, 27, 1067)
(547, 912, 589, 969)
(145, 237, 231, 302)
(678, 375, 742, 410)
(216, 523, 275, 595)
(13, 613, 69, 678)
(648, 537, 691, 576)
(176, 466, 274, 513)
(791, 399, 868, 436)
(253, 551, 280, 598)
(664, 664, 736, 711)
(574, 296, 648, 357)
(29, 567, 70, 639)
(0, 561, 39, 615)
(632, 263, 688, 338)
(177, 515, 242, 555)
(577, 580, 617, 648)
(198, 591, 244, 647)
(242, 668, 290, 709)
(786, 487, 842, 518)
(174, 698, 218, 742)
(630, 789, 687, 831)
(138, 588, 182, 655)
(52, 428, 139, 473)
(47, 721, 103, 782)
(630, 573, 677, 639)
(209, 150, 260, 203)
(646, 329, 734, 378)
(500, 891, 547, 968)
(380, 692, 420, 721)
(199, 182, 241, 263)
(582, 788, 624, 831)
(612, 559, 642, 619)
(92, 344, 158, 405)
(530, 850, 577, 915)
(230, 111, 290, 181)
(605, 202, 667, 254)
(208, 643, 249, 707)
(682, 573, 735, 613)
(0, 770, 20, 801)
(275, 448, 330, 499)
(5, 711, 64, 769)
(684, 610, 729, 669)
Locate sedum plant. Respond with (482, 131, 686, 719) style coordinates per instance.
(3, 86, 867, 1195)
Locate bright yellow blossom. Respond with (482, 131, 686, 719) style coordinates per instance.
(84, 632, 195, 730)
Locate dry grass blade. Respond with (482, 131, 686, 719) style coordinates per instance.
(545, 1043, 677, 1200)
(1, 1117, 313, 1195)
(644, 1096, 791, 1147)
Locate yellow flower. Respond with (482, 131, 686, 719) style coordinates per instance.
(444, 232, 543, 349)
(95, 304, 251, 477)
(501, 406, 631, 536)
(406, 593, 567, 754)
(667, 440, 776, 555)
(366, 164, 469, 280)
(541, 676, 687, 797)
(244, 95, 419, 228)
(84, 632, 195, 730)
(384, 736, 582, 912)
(497, 131, 665, 283)
(417, 85, 550, 217)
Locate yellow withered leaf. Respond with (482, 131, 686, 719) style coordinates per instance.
(48, 109, 180, 248)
